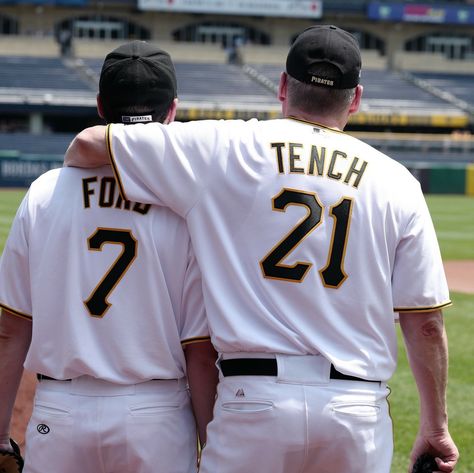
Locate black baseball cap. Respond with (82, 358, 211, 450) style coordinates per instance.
(99, 40, 177, 123)
(286, 25, 361, 89)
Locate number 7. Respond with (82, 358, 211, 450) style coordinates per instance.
(259, 188, 353, 288)
(84, 228, 137, 317)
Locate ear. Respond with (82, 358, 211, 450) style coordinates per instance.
(348, 84, 363, 115)
(96, 94, 105, 120)
(278, 72, 288, 103)
(164, 98, 179, 124)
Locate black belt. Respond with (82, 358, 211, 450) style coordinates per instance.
(37, 374, 71, 382)
(36, 374, 164, 382)
(219, 358, 379, 383)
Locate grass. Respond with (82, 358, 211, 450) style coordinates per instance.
(0, 189, 473, 471)
(427, 195, 474, 260)
(0, 189, 25, 250)
(390, 292, 474, 473)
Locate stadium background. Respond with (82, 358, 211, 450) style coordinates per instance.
(0, 0, 474, 193)
(0, 1, 473, 472)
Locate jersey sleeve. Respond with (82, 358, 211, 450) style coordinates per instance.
(180, 242, 210, 346)
(392, 184, 451, 313)
(108, 120, 225, 217)
(0, 193, 32, 320)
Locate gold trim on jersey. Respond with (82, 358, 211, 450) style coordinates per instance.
(259, 187, 323, 283)
(107, 124, 128, 201)
(181, 336, 212, 346)
(83, 227, 138, 318)
(386, 385, 395, 439)
(319, 196, 354, 289)
(394, 300, 453, 313)
(286, 116, 346, 134)
(269, 139, 368, 189)
(260, 188, 354, 288)
(0, 303, 32, 321)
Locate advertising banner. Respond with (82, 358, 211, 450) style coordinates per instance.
(368, 2, 474, 24)
(138, 0, 322, 18)
(0, 154, 62, 187)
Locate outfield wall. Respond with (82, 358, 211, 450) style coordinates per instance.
(407, 164, 474, 195)
(0, 152, 62, 188)
(0, 153, 473, 195)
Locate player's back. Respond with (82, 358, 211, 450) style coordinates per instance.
(108, 117, 449, 381)
(204, 118, 447, 378)
(5, 166, 202, 383)
(202, 118, 448, 379)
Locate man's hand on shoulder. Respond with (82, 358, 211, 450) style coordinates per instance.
(64, 125, 108, 168)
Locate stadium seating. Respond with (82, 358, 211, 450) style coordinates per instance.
(249, 64, 461, 117)
(82, 59, 275, 103)
(0, 132, 74, 155)
(0, 56, 91, 91)
(0, 52, 472, 169)
(353, 132, 474, 164)
(411, 72, 474, 108)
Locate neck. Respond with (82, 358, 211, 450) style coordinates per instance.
(283, 109, 347, 130)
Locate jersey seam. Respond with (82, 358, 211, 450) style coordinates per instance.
(181, 336, 211, 346)
(287, 116, 346, 134)
(394, 300, 452, 312)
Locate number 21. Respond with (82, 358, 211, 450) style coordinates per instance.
(259, 189, 353, 288)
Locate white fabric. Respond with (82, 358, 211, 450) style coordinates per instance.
(24, 377, 197, 473)
(201, 365, 392, 473)
(0, 166, 208, 383)
(109, 118, 450, 382)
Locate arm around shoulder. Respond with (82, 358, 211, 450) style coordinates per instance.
(64, 125, 108, 168)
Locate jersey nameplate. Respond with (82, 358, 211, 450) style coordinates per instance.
(271, 142, 368, 189)
(82, 176, 151, 215)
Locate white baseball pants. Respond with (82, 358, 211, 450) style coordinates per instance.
(199, 353, 393, 473)
(24, 376, 198, 473)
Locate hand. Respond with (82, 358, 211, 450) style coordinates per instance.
(408, 428, 459, 472)
(0, 438, 24, 472)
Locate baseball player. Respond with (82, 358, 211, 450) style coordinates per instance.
(64, 26, 459, 473)
(0, 41, 218, 473)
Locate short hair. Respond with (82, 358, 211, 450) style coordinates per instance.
(286, 67, 356, 118)
(101, 102, 170, 125)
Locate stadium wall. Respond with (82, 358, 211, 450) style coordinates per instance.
(407, 164, 474, 195)
(1, 153, 473, 195)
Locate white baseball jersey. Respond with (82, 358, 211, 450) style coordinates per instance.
(0, 165, 208, 383)
(107, 118, 450, 382)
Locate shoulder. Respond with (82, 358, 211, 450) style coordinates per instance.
(27, 167, 62, 196)
(345, 133, 417, 179)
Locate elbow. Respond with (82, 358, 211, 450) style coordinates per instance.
(64, 133, 86, 167)
(420, 317, 445, 339)
(399, 310, 446, 345)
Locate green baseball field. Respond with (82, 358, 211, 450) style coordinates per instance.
(1, 189, 473, 472)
